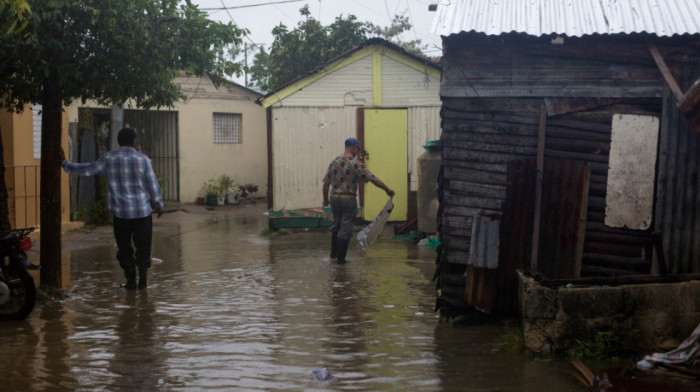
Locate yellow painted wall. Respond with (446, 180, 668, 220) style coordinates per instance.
(0, 105, 71, 230)
(363, 109, 408, 221)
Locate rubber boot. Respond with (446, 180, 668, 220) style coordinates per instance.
(122, 265, 136, 290)
(330, 233, 338, 259)
(138, 266, 148, 290)
(337, 239, 350, 264)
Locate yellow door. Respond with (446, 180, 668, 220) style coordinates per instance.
(363, 109, 407, 221)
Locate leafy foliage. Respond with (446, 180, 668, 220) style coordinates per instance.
(248, 5, 366, 92)
(0, 0, 247, 112)
(0, 0, 31, 36)
(248, 6, 429, 92)
(575, 327, 642, 360)
(365, 14, 428, 57)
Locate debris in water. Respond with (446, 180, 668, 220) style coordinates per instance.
(310, 367, 333, 381)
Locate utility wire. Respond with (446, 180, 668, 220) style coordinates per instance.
(216, 0, 259, 48)
(200, 0, 305, 11)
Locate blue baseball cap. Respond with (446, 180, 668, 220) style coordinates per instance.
(345, 137, 360, 147)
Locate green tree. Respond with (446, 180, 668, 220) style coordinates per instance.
(248, 5, 367, 91)
(0, 0, 246, 287)
(249, 7, 430, 92)
(365, 13, 428, 57)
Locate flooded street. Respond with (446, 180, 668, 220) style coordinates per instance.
(1, 207, 581, 391)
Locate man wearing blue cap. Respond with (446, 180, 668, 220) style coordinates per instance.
(323, 137, 395, 263)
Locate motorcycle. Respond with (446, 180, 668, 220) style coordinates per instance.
(0, 228, 38, 320)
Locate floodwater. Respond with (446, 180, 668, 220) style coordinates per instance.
(1, 209, 582, 391)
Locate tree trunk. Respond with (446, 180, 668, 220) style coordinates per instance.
(39, 76, 63, 288)
(0, 122, 11, 231)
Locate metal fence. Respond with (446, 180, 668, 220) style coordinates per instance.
(77, 108, 179, 201)
(124, 110, 179, 201)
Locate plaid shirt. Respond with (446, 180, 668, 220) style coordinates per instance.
(62, 147, 163, 219)
(323, 156, 374, 195)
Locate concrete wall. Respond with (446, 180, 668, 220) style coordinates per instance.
(66, 76, 267, 204)
(519, 271, 700, 355)
(175, 76, 266, 202)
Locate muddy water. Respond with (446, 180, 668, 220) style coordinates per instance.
(1, 211, 581, 391)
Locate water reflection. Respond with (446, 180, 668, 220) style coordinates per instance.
(1, 210, 581, 391)
(110, 292, 163, 390)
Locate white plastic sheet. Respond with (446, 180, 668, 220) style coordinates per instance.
(357, 198, 394, 250)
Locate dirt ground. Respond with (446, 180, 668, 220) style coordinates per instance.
(60, 199, 268, 252)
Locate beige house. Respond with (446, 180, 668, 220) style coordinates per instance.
(0, 106, 74, 231)
(261, 38, 441, 221)
(66, 75, 267, 205)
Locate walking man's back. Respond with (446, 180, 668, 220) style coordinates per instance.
(61, 128, 163, 289)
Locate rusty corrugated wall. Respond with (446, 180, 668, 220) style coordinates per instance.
(654, 64, 700, 274)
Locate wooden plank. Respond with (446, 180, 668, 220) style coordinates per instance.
(442, 194, 503, 211)
(442, 148, 531, 165)
(443, 141, 537, 156)
(544, 150, 609, 164)
(442, 131, 538, 147)
(544, 98, 622, 117)
(545, 137, 610, 155)
(444, 160, 507, 172)
(497, 158, 537, 314)
(443, 206, 498, 218)
(537, 160, 590, 279)
(648, 44, 685, 102)
(530, 106, 547, 271)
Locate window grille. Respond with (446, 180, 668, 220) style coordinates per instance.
(212, 113, 241, 144)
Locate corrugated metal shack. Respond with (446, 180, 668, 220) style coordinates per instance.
(430, 0, 700, 317)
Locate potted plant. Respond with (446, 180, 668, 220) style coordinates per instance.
(202, 180, 219, 206)
(227, 184, 242, 204)
(215, 174, 235, 205)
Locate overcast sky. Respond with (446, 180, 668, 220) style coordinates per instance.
(192, 0, 442, 85)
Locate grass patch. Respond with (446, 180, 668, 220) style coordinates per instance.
(260, 228, 280, 238)
(492, 328, 524, 353)
(574, 327, 642, 360)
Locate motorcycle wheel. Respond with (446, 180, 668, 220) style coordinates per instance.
(0, 261, 36, 320)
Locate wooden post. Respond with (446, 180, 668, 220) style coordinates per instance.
(266, 107, 273, 210)
(530, 104, 547, 272)
(648, 44, 685, 103)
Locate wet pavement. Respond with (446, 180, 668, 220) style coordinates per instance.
(1, 206, 582, 391)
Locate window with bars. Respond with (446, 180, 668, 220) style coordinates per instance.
(212, 112, 242, 144)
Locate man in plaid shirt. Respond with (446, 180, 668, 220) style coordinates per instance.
(60, 128, 163, 290)
(323, 137, 394, 263)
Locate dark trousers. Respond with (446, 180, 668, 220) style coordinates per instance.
(330, 197, 357, 240)
(113, 215, 153, 271)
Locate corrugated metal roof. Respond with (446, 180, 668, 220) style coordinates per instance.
(431, 0, 700, 38)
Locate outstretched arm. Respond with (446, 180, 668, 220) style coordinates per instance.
(59, 147, 105, 176)
(370, 177, 395, 198)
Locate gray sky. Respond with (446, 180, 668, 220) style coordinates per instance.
(192, 0, 442, 84)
